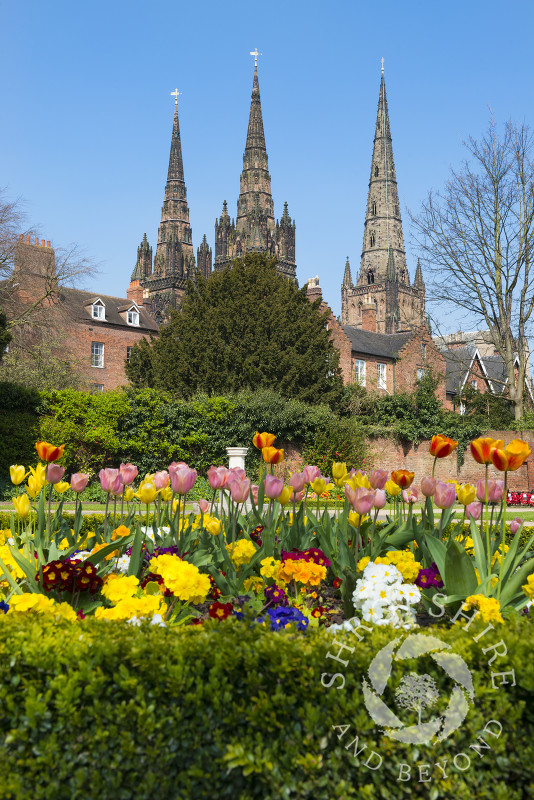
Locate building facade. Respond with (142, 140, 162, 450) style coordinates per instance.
(341, 68, 426, 334)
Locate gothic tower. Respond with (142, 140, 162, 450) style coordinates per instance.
(128, 93, 211, 322)
(341, 66, 425, 333)
(214, 56, 296, 280)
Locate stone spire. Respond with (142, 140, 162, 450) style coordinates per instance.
(343, 257, 353, 288)
(414, 258, 425, 288)
(196, 234, 212, 280)
(130, 233, 152, 281)
(358, 68, 408, 285)
(214, 58, 296, 280)
(153, 95, 195, 283)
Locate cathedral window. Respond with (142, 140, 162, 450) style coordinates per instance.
(374, 165, 379, 177)
(370, 233, 375, 247)
(91, 300, 105, 320)
(372, 201, 377, 215)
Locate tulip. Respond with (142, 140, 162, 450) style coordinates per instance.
(430, 434, 458, 459)
(46, 464, 65, 484)
(168, 461, 188, 474)
(250, 484, 259, 504)
(119, 463, 138, 485)
(137, 482, 158, 504)
(476, 479, 504, 504)
(54, 481, 70, 494)
(369, 469, 388, 490)
(26, 475, 43, 499)
(456, 483, 476, 506)
(434, 481, 456, 509)
(12, 493, 30, 518)
(391, 470, 415, 489)
(311, 477, 329, 496)
(170, 466, 198, 495)
(198, 498, 210, 514)
(229, 467, 247, 481)
(373, 489, 387, 509)
(332, 461, 349, 487)
(353, 487, 376, 515)
(207, 466, 230, 490)
(160, 486, 172, 502)
(252, 432, 276, 450)
(70, 473, 89, 493)
(289, 472, 306, 493)
(262, 446, 284, 464)
(228, 477, 251, 504)
(153, 470, 170, 489)
(465, 501, 482, 521)
(9, 465, 27, 486)
(510, 517, 524, 535)
(402, 488, 418, 504)
(303, 465, 321, 484)
(278, 486, 293, 506)
(124, 486, 135, 502)
(491, 439, 531, 472)
(264, 475, 285, 499)
(346, 471, 371, 490)
(384, 479, 402, 497)
(290, 489, 305, 503)
(344, 484, 357, 506)
(420, 476, 437, 497)
(470, 437, 504, 465)
(99, 468, 122, 495)
(348, 510, 367, 528)
(35, 441, 65, 463)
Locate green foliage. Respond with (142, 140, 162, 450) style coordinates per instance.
(302, 417, 369, 475)
(0, 616, 532, 799)
(128, 254, 344, 408)
(0, 310, 12, 362)
(458, 385, 515, 429)
(124, 336, 156, 390)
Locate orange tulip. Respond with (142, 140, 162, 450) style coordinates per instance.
(491, 439, 531, 472)
(430, 434, 458, 459)
(262, 446, 284, 464)
(252, 432, 276, 450)
(35, 441, 65, 463)
(391, 470, 415, 489)
(470, 437, 504, 465)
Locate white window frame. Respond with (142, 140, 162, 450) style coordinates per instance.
(92, 301, 105, 320)
(471, 379, 478, 390)
(91, 383, 104, 393)
(354, 359, 366, 386)
(127, 308, 139, 326)
(126, 346, 132, 362)
(377, 362, 387, 390)
(91, 341, 104, 368)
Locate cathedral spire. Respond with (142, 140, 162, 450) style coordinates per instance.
(343, 257, 353, 288)
(167, 91, 185, 183)
(359, 66, 407, 285)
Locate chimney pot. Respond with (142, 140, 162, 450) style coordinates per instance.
(41, 239, 45, 246)
(26, 235, 30, 243)
(47, 241, 51, 248)
(35, 237, 39, 246)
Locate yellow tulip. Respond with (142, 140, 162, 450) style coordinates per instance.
(311, 477, 328, 495)
(26, 474, 45, 499)
(346, 472, 371, 490)
(278, 485, 293, 506)
(348, 511, 368, 527)
(10, 465, 27, 486)
(12, 494, 30, 518)
(54, 481, 70, 494)
(124, 486, 135, 502)
(385, 479, 402, 497)
(332, 462, 349, 487)
(456, 483, 476, 506)
(160, 486, 173, 502)
(204, 516, 222, 536)
(137, 482, 158, 504)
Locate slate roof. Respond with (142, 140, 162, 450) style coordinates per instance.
(341, 325, 414, 359)
(443, 346, 509, 396)
(58, 287, 158, 333)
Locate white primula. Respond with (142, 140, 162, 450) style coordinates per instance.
(115, 554, 131, 574)
(351, 559, 421, 629)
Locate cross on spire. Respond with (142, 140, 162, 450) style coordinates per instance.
(170, 88, 181, 105)
(250, 48, 262, 67)
(381, 57, 384, 73)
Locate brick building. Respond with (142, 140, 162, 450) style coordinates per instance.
(8, 236, 158, 391)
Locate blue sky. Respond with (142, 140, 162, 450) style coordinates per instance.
(2, 0, 533, 329)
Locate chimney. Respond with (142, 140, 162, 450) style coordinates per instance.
(361, 302, 377, 333)
(306, 275, 322, 302)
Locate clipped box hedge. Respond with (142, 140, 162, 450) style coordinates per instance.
(0, 617, 533, 799)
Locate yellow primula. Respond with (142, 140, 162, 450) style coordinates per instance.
(111, 525, 131, 541)
(95, 594, 163, 621)
(376, 550, 420, 582)
(522, 574, 534, 600)
(243, 576, 264, 593)
(385, 479, 402, 497)
(8, 593, 76, 620)
(463, 595, 504, 624)
(357, 556, 371, 572)
(277, 559, 327, 587)
(260, 556, 281, 579)
(149, 555, 210, 604)
(102, 574, 140, 604)
(226, 539, 257, 566)
(0, 545, 25, 580)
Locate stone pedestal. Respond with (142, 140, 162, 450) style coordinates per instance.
(226, 446, 248, 471)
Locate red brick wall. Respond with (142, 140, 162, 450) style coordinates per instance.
(366, 431, 534, 490)
(395, 328, 447, 403)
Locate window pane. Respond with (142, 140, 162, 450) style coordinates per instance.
(377, 363, 386, 390)
(354, 359, 366, 386)
(91, 342, 104, 368)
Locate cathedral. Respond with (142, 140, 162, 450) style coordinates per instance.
(128, 57, 296, 322)
(341, 66, 426, 334)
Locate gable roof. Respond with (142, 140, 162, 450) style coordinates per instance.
(341, 325, 414, 359)
(59, 287, 158, 332)
(443, 345, 530, 399)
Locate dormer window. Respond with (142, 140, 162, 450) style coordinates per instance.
(127, 308, 139, 326)
(92, 300, 105, 320)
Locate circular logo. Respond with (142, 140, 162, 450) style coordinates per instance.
(362, 633, 475, 745)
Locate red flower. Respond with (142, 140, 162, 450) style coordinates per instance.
(209, 601, 233, 621)
(333, 578, 342, 589)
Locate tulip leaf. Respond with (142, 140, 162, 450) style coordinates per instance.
(443, 539, 478, 597)
(0, 555, 23, 594)
(127, 523, 144, 577)
(469, 518, 488, 581)
(498, 556, 534, 607)
(424, 536, 447, 580)
(497, 527, 524, 587)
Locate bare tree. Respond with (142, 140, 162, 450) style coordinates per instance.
(395, 672, 439, 725)
(412, 119, 534, 419)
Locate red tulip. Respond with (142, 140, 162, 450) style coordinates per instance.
(36, 441, 65, 463)
(391, 470, 415, 489)
(470, 437, 504, 465)
(429, 434, 458, 459)
(262, 446, 284, 465)
(252, 432, 276, 450)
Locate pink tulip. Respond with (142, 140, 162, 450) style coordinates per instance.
(402, 488, 418, 504)
(70, 473, 89, 493)
(344, 484, 357, 506)
(465, 501, 482, 521)
(207, 466, 230, 490)
(119, 463, 138, 485)
(420, 476, 437, 497)
(477, 479, 505, 504)
(264, 474, 284, 500)
(373, 489, 387, 509)
(198, 498, 210, 514)
(434, 481, 456, 509)
(353, 487, 376, 515)
(168, 461, 189, 476)
(170, 466, 197, 495)
(229, 467, 247, 481)
(303, 465, 321, 484)
(510, 517, 523, 534)
(369, 469, 388, 490)
(98, 467, 123, 495)
(229, 477, 251, 504)
(46, 464, 65, 484)
(291, 489, 305, 503)
(153, 470, 169, 490)
(289, 472, 307, 493)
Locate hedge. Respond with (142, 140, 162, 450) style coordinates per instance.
(0, 616, 533, 799)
